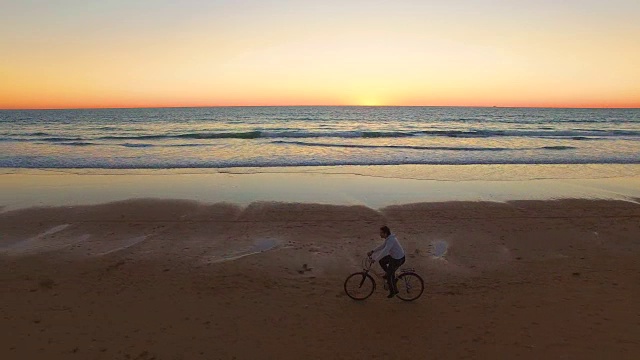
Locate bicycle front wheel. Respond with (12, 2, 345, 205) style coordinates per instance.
(344, 272, 376, 300)
(396, 272, 424, 301)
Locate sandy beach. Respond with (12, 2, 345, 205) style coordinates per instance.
(2, 194, 640, 359)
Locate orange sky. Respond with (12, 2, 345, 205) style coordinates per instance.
(1, 1, 639, 109)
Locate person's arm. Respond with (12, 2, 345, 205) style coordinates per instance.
(371, 238, 394, 261)
(370, 241, 386, 254)
(367, 239, 386, 256)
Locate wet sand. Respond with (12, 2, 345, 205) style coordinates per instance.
(2, 165, 640, 211)
(1, 198, 640, 359)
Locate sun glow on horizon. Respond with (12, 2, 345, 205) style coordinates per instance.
(357, 97, 384, 107)
(1, 1, 639, 110)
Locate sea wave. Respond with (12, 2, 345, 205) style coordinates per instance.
(1, 156, 639, 169)
(1, 128, 639, 143)
(271, 141, 576, 151)
(540, 146, 576, 150)
(53, 142, 212, 148)
(59, 141, 95, 146)
(99, 131, 263, 140)
(417, 129, 639, 138)
(41, 137, 85, 142)
(43, 140, 579, 151)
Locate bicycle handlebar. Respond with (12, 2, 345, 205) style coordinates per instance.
(362, 255, 375, 270)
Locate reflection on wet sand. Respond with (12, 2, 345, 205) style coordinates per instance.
(1, 165, 639, 211)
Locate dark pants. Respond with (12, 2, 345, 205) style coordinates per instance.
(379, 255, 406, 293)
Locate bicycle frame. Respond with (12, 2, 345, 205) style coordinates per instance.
(365, 256, 397, 290)
(369, 256, 415, 291)
(357, 256, 375, 287)
(362, 256, 375, 272)
(344, 255, 424, 301)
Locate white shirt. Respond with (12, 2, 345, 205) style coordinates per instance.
(372, 234, 405, 261)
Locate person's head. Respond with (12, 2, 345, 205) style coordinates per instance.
(379, 225, 391, 238)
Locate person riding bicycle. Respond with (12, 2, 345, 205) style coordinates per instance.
(367, 226, 406, 298)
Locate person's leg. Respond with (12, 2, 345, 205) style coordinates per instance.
(382, 256, 400, 296)
(378, 255, 392, 274)
(388, 257, 406, 294)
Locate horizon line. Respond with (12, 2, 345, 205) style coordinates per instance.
(2, 104, 639, 111)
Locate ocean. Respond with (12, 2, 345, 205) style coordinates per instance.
(1, 106, 639, 169)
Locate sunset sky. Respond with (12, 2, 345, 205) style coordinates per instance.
(2, 0, 639, 109)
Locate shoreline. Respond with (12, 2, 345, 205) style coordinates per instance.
(3, 163, 640, 179)
(2, 164, 640, 211)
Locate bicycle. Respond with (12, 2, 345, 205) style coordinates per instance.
(343, 255, 424, 301)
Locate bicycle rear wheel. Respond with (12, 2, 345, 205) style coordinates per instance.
(344, 272, 376, 300)
(395, 272, 424, 301)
